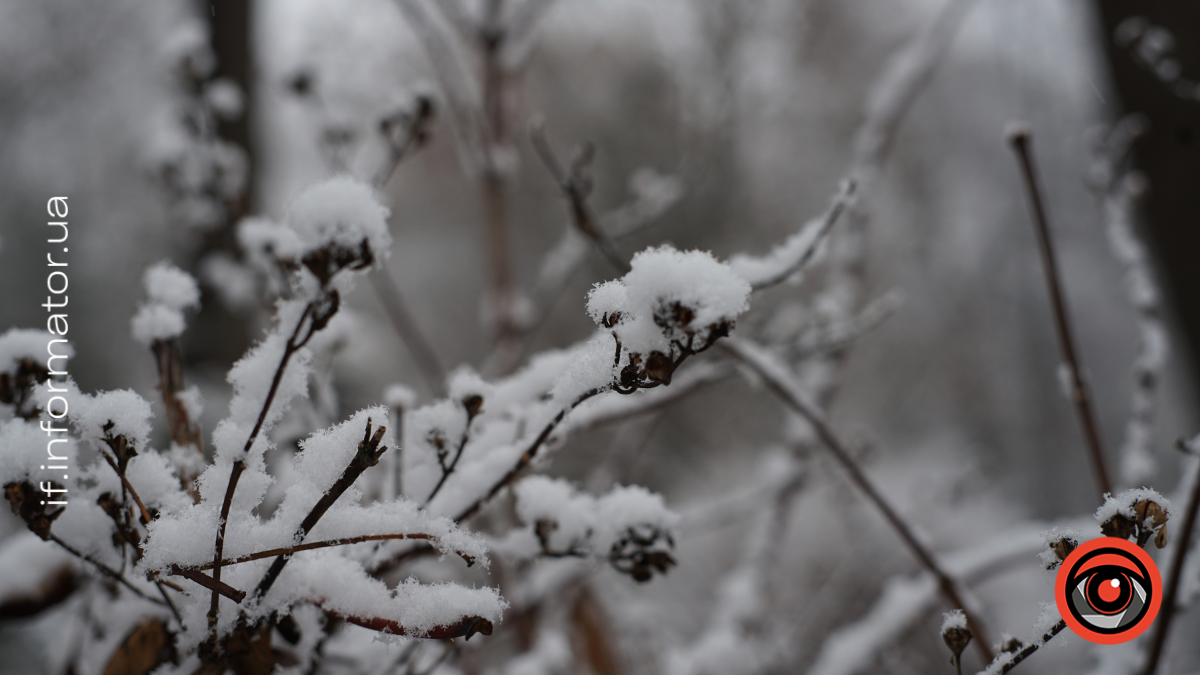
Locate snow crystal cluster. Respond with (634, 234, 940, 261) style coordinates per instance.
(130, 262, 201, 345)
(940, 608, 967, 633)
(1038, 526, 1080, 571)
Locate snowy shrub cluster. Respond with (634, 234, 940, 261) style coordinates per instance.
(3, 2, 1199, 675)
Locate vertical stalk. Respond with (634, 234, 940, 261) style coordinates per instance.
(1008, 127, 1114, 498)
(481, 0, 515, 341)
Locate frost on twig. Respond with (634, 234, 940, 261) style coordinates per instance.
(728, 180, 855, 290)
(1087, 117, 1167, 486)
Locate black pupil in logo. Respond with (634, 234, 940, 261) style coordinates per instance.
(1084, 568, 1133, 614)
(1066, 550, 1152, 635)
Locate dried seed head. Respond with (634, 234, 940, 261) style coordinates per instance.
(1096, 490, 1170, 546)
(609, 524, 677, 583)
(1040, 532, 1080, 570)
(1135, 499, 1167, 529)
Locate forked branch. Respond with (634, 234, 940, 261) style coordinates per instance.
(721, 337, 994, 662)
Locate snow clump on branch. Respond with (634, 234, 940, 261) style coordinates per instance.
(587, 246, 750, 391)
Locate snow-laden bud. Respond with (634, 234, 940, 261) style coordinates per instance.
(285, 176, 391, 285)
(1038, 527, 1080, 570)
(941, 609, 972, 665)
(514, 476, 679, 582)
(998, 635, 1023, 654)
(0, 329, 59, 419)
(1096, 488, 1170, 547)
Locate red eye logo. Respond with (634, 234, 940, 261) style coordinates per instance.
(1055, 537, 1162, 644)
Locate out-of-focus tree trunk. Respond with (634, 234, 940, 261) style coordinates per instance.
(210, 0, 255, 213)
(184, 0, 257, 370)
(1094, 1, 1200, 384)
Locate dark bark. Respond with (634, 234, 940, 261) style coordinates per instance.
(1094, 2, 1200, 384)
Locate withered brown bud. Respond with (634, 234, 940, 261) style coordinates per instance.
(5, 481, 65, 541)
(942, 626, 972, 661)
(643, 351, 675, 386)
(1135, 499, 1168, 530)
(462, 394, 484, 420)
(1100, 497, 1169, 547)
(1050, 536, 1078, 565)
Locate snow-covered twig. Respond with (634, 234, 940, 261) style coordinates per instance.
(209, 296, 327, 627)
(807, 521, 1089, 675)
(425, 395, 484, 504)
(1008, 126, 1113, 498)
(252, 417, 390, 600)
(194, 532, 478, 570)
(47, 534, 163, 607)
(453, 386, 604, 523)
(1088, 117, 1166, 486)
(977, 619, 1067, 675)
(729, 180, 856, 291)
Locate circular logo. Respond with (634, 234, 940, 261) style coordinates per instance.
(1055, 536, 1162, 644)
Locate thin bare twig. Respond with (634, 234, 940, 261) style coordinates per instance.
(529, 117, 630, 274)
(97, 447, 154, 526)
(375, 96, 436, 188)
(151, 338, 203, 452)
(1008, 126, 1113, 498)
(370, 273, 448, 397)
(721, 337, 994, 662)
(425, 398, 483, 504)
(156, 582, 184, 626)
(168, 566, 247, 604)
(1141, 453, 1200, 674)
(48, 535, 163, 606)
(483, 169, 682, 375)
